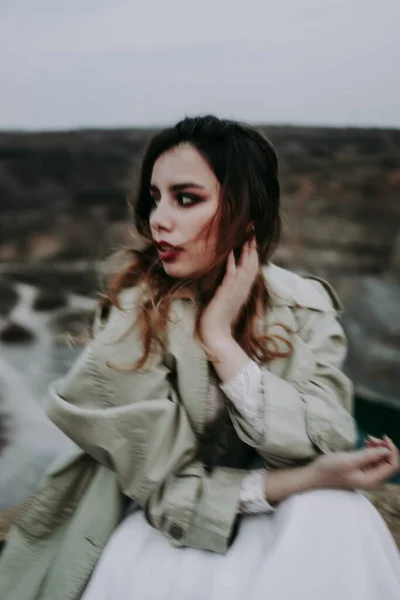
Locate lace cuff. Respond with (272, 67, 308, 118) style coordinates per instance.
(238, 469, 274, 514)
(220, 360, 265, 435)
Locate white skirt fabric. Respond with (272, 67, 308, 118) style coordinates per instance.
(82, 489, 400, 600)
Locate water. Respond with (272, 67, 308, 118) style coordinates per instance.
(0, 283, 89, 508)
(0, 281, 92, 400)
(2, 342, 81, 403)
(0, 351, 78, 509)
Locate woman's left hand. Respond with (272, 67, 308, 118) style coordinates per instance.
(313, 440, 400, 491)
(200, 238, 259, 346)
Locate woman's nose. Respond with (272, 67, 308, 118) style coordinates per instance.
(149, 199, 173, 232)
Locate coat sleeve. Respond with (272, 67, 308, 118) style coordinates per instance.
(46, 301, 246, 554)
(225, 289, 357, 465)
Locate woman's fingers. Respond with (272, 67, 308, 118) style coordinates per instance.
(364, 435, 398, 467)
(358, 460, 397, 488)
(317, 444, 400, 491)
(233, 240, 258, 287)
(353, 446, 392, 469)
(383, 435, 396, 453)
(353, 444, 399, 488)
(238, 239, 250, 268)
(383, 436, 400, 470)
(218, 239, 259, 313)
(226, 250, 236, 277)
(238, 236, 257, 262)
(365, 435, 384, 446)
(240, 237, 258, 276)
(249, 237, 258, 272)
(201, 238, 259, 340)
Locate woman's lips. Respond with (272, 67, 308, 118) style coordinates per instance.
(155, 242, 182, 262)
(158, 248, 181, 261)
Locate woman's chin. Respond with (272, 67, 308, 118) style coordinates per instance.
(161, 261, 190, 279)
(161, 260, 201, 280)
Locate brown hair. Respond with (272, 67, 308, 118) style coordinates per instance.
(103, 115, 291, 367)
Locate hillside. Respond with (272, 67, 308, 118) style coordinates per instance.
(0, 125, 399, 282)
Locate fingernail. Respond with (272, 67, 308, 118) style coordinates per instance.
(377, 447, 391, 455)
(366, 438, 378, 446)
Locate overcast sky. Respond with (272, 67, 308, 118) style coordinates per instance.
(1, 0, 399, 130)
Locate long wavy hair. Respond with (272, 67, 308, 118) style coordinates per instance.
(103, 115, 291, 367)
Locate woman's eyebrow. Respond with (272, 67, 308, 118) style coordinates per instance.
(170, 182, 206, 191)
(149, 182, 206, 192)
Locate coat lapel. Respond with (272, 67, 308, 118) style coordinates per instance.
(166, 299, 210, 436)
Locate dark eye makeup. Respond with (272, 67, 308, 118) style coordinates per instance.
(148, 190, 204, 209)
(176, 193, 202, 207)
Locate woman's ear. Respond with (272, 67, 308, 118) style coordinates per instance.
(246, 221, 255, 235)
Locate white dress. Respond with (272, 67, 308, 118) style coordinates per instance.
(82, 362, 400, 600)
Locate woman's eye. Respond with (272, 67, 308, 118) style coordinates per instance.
(178, 194, 197, 206)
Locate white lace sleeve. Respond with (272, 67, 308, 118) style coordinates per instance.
(219, 362, 272, 514)
(238, 469, 274, 514)
(220, 360, 265, 435)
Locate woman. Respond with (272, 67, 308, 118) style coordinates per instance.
(1, 115, 399, 600)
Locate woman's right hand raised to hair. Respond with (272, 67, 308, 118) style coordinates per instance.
(313, 437, 399, 491)
(199, 237, 259, 347)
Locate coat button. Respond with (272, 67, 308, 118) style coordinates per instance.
(169, 524, 184, 540)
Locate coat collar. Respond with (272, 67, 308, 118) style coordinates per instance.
(263, 264, 343, 313)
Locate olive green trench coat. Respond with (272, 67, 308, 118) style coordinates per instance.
(0, 264, 357, 600)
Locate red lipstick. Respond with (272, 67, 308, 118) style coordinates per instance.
(155, 241, 182, 262)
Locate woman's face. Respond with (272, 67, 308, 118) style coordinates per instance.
(149, 143, 220, 279)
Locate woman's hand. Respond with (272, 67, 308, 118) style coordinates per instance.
(264, 440, 399, 506)
(365, 434, 392, 451)
(313, 439, 399, 491)
(200, 237, 259, 347)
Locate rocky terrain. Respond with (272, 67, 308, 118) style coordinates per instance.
(0, 125, 399, 276)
